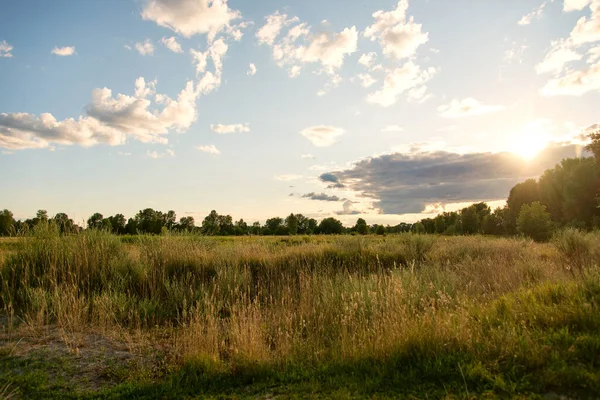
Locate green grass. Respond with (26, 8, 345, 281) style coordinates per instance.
(1, 226, 599, 398)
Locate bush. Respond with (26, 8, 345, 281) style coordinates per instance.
(553, 228, 593, 275)
(516, 202, 553, 242)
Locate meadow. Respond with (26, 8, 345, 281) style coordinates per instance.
(1, 225, 599, 399)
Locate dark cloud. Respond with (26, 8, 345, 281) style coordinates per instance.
(318, 172, 345, 188)
(302, 192, 342, 202)
(335, 200, 361, 215)
(324, 143, 589, 214)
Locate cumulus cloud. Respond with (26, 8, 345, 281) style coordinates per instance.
(0, 78, 202, 150)
(0, 40, 13, 57)
(190, 38, 229, 94)
(357, 73, 377, 88)
(196, 144, 220, 154)
(51, 46, 76, 56)
(437, 98, 506, 118)
(335, 200, 361, 215)
(300, 125, 344, 147)
(536, 39, 583, 74)
(256, 11, 299, 46)
(358, 52, 377, 68)
(367, 60, 436, 107)
(518, 2, 547, 25)
(364, 0, 429, 60)
(320, 142, 588, 214)
(247, 63, 257, 76)
(135, 40, 154, 56)
(147, 149, 175, 159)
(275, 174, 303, 181)
(382, 125, 403, 132)
(541, 61, 600, 95)
(302, 192, 341, 202)
(161, 36, 183, 53)
(210, 123, 250, 133)
(537, 0, 600, 94)
(141, 0, 242, 41)
(257, 11, 358, 79)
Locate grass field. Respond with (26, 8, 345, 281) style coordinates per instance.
(1, 226, 599, 399)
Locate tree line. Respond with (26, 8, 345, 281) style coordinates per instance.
(1, 133, 597, 240)
(413, 132, 600, 241)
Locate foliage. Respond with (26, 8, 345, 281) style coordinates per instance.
(517, 201, 553, 242)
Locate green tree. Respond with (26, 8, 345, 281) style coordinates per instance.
(585, 131, 600, 161)
(318, 217, 344, 235)
(460, 205, 480, 235)
(375, 224, 386, 235)
(517, 202, 553, 242)
(355, 218, 369, 235)
(0, 209, 15, 236)
(234, 219, 248, 235)
(178, 216, 195, 232)
(507, 179, 540, 232)
(52, 213, 75, 234)
(264, 217, 283, 235)
(108, 214, 126, 234)
(87, 212, 105, 230)
(413, 222, 425, 234)
(285, 213, 299, 235)
(201, 210, 221, 236)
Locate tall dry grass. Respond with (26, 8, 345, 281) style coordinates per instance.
(1, 224, 599, 383)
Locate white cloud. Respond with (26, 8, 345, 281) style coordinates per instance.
(196, 144, 220, 154)
(437, 98, 506, 118)
(160, 36, 183, 53)
(190, 38, 228, 94)
(518, 2, 547, 25)
(51, 46, 76, 56)
(256, 11, 299, 46)
(382, 125, 403, 132)
(117, 151, 132, 156)
(541, 61, 600, 95)
(357, 73, 377, 88)
(0, 78, 202, 150)
(569, 0, 600, 45)
(247, 63, 257, 76)
(257, 11, 358, 78)
(274, 174, 303, 181)
(364, 0, 429, 59)
(589, 45, 600, 62)
(367, 61, 436, 107)
(134, 77, 157, 98)
(0, 40, 13, 58)
(358, 52, 377, 68)
(535, 39, 582, 73)
(135, 40, 154, 56)
(301, 154, 315, 159)
(141, 0, 242, 41)
(210, 123, 250, 133)
(564, 0, 592, 11)
(147, 149, 175, 159)
(300, 125, 344, 147)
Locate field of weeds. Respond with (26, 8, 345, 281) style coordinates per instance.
(1, 226, 599, 399)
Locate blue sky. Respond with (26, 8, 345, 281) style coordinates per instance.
(0, 0, 598, 226)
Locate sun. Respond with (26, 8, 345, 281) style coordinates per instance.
(511, 129, 550, 160)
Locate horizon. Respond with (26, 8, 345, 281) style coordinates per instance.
(1, 0, 599, 226)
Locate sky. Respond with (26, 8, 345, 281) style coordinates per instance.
(0, 0, 598, 226)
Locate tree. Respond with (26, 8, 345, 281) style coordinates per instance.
(52, 213, 75, 234)
(234, 219, 248, 235)
(517, 202, 553, 242)
(413, 222, 425, 234)
(585, 131, 600, 161)
(375, 224, 386, 235)
(107, 214, 126, 234)
(179, 216, 195, 232)
(164, 210, 177, 230)
(460, 205, 480, 235)
(87, 213, 105, 230)
(264, 217, 283, 235)
(507, 179, 540, 232)
(355, 218, 369, 235)
(0, 209, 15, 236)
(201, 210, 220, 236)
(250, 221, 261, 235)
(285, 213, 299, 235)
(318, 217, 344, 235)
(217, 214, 234, 235)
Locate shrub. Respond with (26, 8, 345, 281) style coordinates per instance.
(516, 202, 553, 242)
(553, 228, 593, 275)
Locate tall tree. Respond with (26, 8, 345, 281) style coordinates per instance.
(87, 212, 105, 230)
(285, 213, 299, 235)
(0, 209, 14, 236)
(201, 210, 221, 236)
